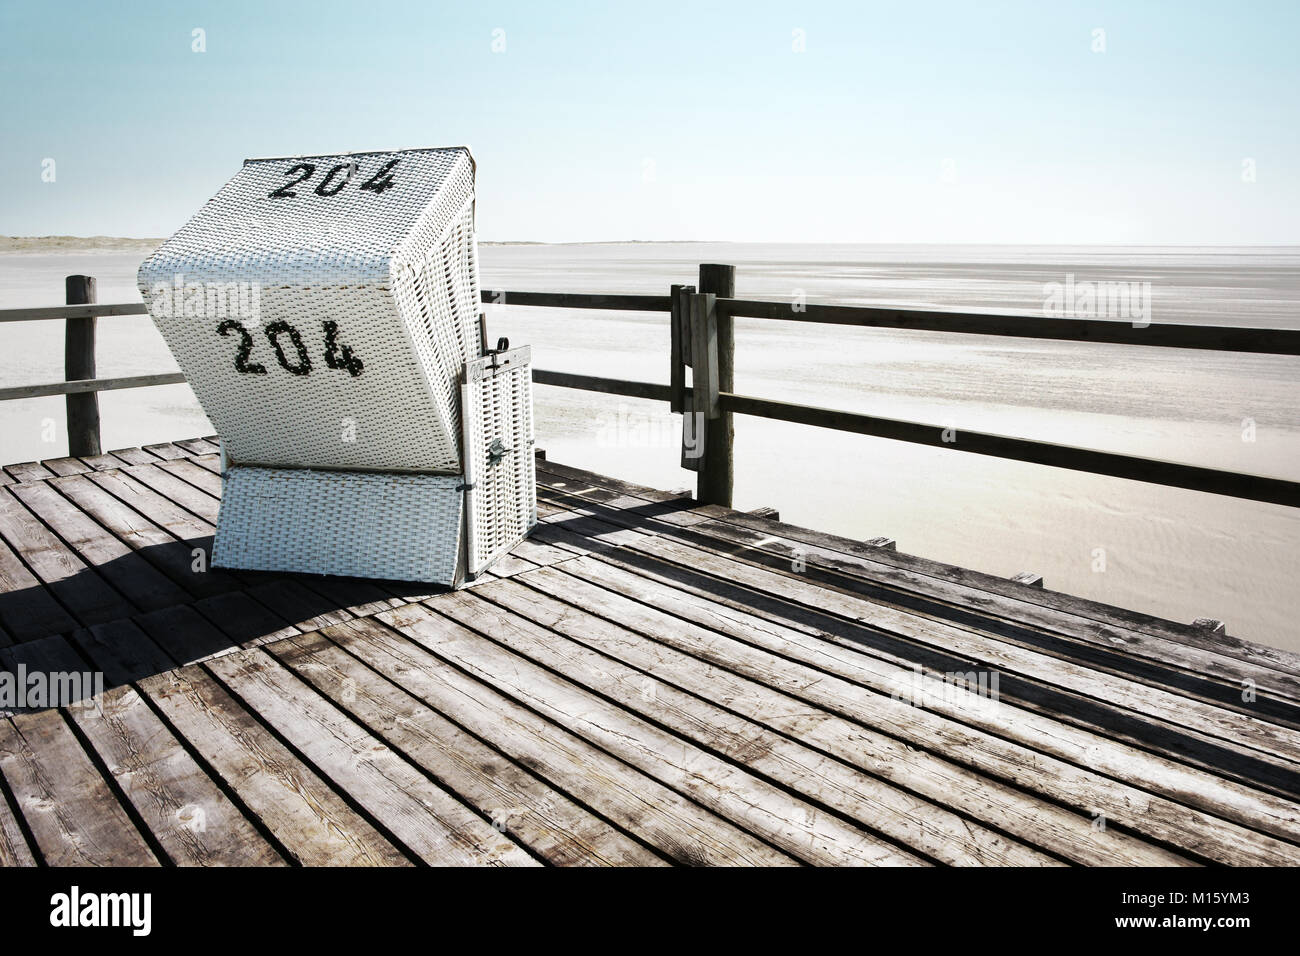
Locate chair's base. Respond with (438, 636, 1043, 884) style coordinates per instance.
(212, 465, 477, 586)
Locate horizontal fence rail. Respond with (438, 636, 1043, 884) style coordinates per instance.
(2, 268, 1296, 509)
(722, 393, 1300, 508)
(719, 299, 1300, 355)
(516, 371, 1300, 509)
(0, 372, 187, 402)
(0, 302, 148, 323)
(531, 369, 672, 402)
(480, 291, 670, 312)
(485, 272, 1300, 509)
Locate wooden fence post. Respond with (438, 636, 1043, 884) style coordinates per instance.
(65, 275, 101, 457)
(696, 263, 734, 505)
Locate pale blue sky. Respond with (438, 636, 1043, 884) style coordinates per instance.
(2, 0, 1297, 243)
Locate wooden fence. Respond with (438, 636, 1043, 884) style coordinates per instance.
(2, 266, 1298, 509)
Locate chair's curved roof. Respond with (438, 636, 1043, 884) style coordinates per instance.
(139, 147, 475, 289)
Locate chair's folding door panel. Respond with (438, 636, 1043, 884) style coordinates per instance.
(461, 347, 537, 576)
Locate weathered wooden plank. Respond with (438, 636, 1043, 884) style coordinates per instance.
(1011, 571, 1045, 588)
(156, 457, 223, 498)
(620, 526, 1300, 783)
(373, 578, 445, 605)
(1, 438, 1292, 869)
(68, 618, 178, 688)
(535, 476, 709, 528)
(539, 507, 655, 548)
(82, 465, 211, 534)
(205, 648, 539, 866)
(659, 518, 1300, 763)
(534, 496, 564, 518)
(485, 553, 539, 578)
(0, 777, 36, 865)
(438, 584, 1068, 866)
(575, 542, 1300, 863)
(380, 601, 925, 866)
(534, 465, 1300, 718)
(600, 547, 1300, 802)
(51, 472, 237, 599)
(0, 632, 100, 718)
(78, 453, 123, 471)
(536, 458, 683, 504)
(270, 630, 666, 866)
(247, 578, 356, 632)
(536, 454, 1298, 685)
(4, 462, 57, 483)
(132, 604, 244, 666)
(689, 503, 1300, 680)
(486, 567, 1196, 868)
(0, 710, 158, 865)
(81, 466, 229, 581)
(191, 590, 300, 651)
(142, 442, 190, 461)
(1, 626, 92, 669)
(514, 460, 1300, 790)
(507, 535, 585, 569)
(466, 568, 503, 586)
(330, 615, 796, 865)
(123, 462, 221, 524)
(0, 485, 134, 628)
(0, 535, 77, 644)
(530, 515, 630, 557)
(10, 479, 193, 613)
(479, 571, 1194, 867)
(186, 453, 223, 475)
(173, 438, 221, 457)
(687, 513, 1300, 710)
(534, 474, 700, 555)
(70, 682, 287, 866)
(138, 663, 410, 866)
(107, 446, 160, 466)
(40, 456, 92, 477)
(299, 576, 408, 619)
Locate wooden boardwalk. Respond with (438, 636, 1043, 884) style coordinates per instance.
(1, 438, 1299, 866)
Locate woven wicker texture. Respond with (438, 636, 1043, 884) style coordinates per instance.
(137, 147, 481, 473)
(213, 465, 464, 584)
(461, 349, 537, 574)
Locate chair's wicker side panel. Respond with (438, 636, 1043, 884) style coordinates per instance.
(213, 466, 463, 584)
(389, 203, 481, 469)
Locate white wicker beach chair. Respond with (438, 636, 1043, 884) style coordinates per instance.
(137, 146, 536, 586)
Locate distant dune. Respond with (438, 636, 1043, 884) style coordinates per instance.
(0, 236, 164, 254)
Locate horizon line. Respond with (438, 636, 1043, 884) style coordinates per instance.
(4, 235, 1300, 250)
